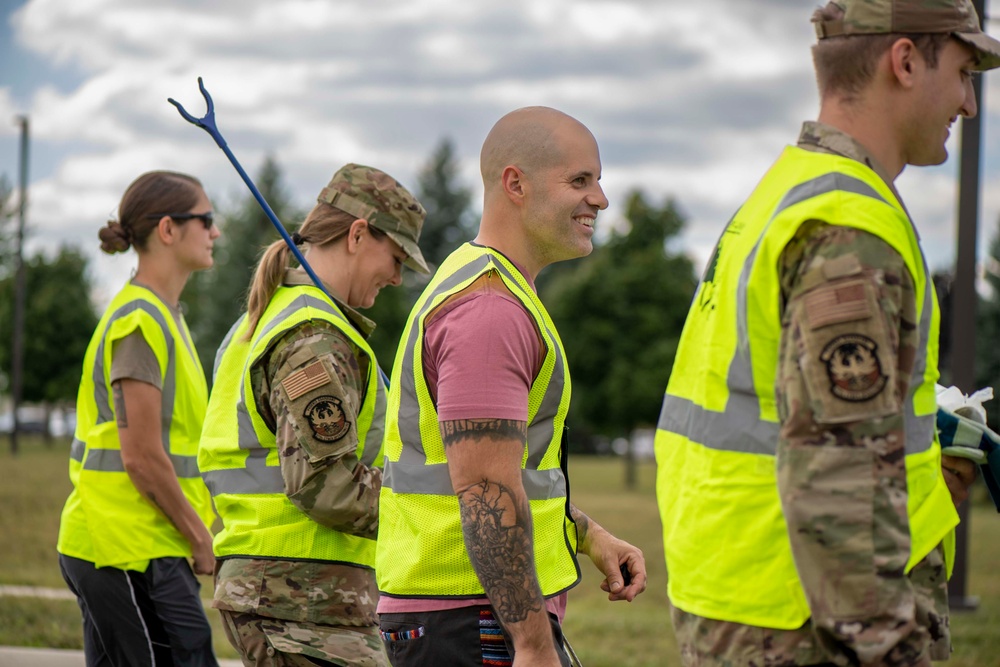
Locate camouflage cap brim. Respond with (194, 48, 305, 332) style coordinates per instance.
(383, 229, 431, 274)
(955, 30, 1000, 71)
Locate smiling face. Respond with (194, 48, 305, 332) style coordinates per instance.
(905, 38, 978, 167)
(347, 224, 407, 309)
(173, 187, 220, 272)
(522, 119, 609, 268)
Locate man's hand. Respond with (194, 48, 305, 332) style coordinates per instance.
(571, 504, 646, 602)
(190, 528, 216, 576)
(941, 454, 977, 507)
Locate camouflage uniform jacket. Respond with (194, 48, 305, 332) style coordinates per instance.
(671, 122, 950, 667)
(214, 270, 382, 628)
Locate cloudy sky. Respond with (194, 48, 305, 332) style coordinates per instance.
(3, 0, 1000, 307)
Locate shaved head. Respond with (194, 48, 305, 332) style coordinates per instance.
(480, 106, 591, 193)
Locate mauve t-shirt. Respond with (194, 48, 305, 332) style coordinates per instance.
(377, 266, 568, 622)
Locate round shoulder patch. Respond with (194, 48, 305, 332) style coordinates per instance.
(303, 396, 351, 442)
(819, 334, 888, 402)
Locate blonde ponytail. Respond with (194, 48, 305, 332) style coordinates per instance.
(243, 240, 292, 340)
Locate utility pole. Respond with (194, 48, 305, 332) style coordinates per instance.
(947, 0, 986, 611)
(10, 116, 28, 456)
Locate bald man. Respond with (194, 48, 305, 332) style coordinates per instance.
(375, 107, 647, 667)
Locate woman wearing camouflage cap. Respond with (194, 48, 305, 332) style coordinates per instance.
(58, 170, 221, 666)
(198, 163, 428, 667)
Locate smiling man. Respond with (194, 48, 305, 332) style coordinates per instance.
(376, 107, 647, 667)
(654, 2, 1000, 666)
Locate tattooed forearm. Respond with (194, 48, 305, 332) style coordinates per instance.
(458, 479, 543, 623)
(570, 503, 590, 545)
(112, 381, 128, 428)
(441, 419, 527, 448)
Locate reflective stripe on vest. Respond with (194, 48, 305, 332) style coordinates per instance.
(383, 253, 567, 500)
(202, 294, 385, 497)
(198, 284, 385, 565)
(377, 244, 580, 599)
(657, 171, 935, 455)
(654, 146, 955, 630)
(57, 284, 213, 569)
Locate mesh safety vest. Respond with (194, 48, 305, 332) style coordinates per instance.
(376, 243, 580, 598)
(655, 146, 957, 629)
(199, 285, 385, 566)
(57, 284, 214, 570)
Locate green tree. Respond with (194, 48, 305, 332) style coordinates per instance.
(182, 156, 300, 379)
(0, 247, 98, 429)
(365, 138, 475, 369)
(542, 190, 698, 442)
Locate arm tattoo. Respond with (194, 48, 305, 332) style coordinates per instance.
(112, 381, 128, 428)
(459, 479, 543, 623)
(441, 419, 527, 448)
(570, 504, 590, 545)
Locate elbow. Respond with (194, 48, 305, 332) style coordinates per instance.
(288, 492, 379, 540)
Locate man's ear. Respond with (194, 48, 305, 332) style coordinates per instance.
(888, 37, 920, 89)
(501, 165, 526, 205)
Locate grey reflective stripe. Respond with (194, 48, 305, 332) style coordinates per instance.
(389, 251, 567, 498)
(903, 255, 935, 454)
(82, 299, 177, 464)
(82, 448, 202, 478)
(488, 260, 566, 468)
(202, 448, 284, 495)
(70, 438, 86, 462)
(396, 256, 495, 464)
(361, 367, 387, 468)
(382, 461, 566, 501)
(660, 171, 932, 456)
(203, 293, 350, 497)
(92, 301, 174, 426)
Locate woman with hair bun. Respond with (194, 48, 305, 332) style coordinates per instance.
(58, 170, 222, 667)
(198, 163, 428, 667)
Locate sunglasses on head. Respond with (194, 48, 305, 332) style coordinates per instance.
(145, 211, 215, 229)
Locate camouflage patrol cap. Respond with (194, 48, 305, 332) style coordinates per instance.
(318, 163, 430, 274)
(814, 0, 1000, 71)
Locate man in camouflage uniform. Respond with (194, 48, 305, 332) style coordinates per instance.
(654, 2, 1000, 666)
(199, 164, 429, 667)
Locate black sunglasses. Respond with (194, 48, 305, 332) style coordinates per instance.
(145, 211, 215, 229)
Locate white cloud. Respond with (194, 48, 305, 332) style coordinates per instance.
(4, 0, 1000, 311)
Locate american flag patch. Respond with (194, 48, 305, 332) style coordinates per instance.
(804, 281, 871, 329)
(281, 361, 332, 401)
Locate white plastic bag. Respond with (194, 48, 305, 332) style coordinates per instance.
(936, 384, 992, 425)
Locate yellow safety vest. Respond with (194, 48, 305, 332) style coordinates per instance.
(57, 283, 214, 570)
(376, 243, 580, 598)
(655, 146, 956, 629)
(199, 285, 385, 566)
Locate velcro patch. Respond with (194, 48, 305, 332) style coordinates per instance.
(281, 361, 332, 401)
(820, 334, 887, 402)
(303, 396, 351, 443)
(804, 280, 871, 329)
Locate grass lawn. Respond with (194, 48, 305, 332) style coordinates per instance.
(1, 437, 997, 665)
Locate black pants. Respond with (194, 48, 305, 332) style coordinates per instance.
(379, 605, 571, 667)
(59, 553, 218, 667)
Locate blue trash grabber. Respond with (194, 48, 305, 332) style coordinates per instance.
(167, 77, 332, 296)
(168, 77, 391, 387)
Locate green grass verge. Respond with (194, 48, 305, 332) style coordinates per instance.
(1, 437, 997, 665)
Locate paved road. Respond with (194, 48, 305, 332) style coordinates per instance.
(0, 646, 243, 666)
(0, 587, 243, 666)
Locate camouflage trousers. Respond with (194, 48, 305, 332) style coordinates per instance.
(220, 610, 389, 667)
